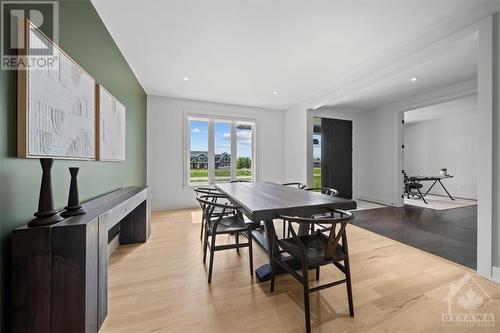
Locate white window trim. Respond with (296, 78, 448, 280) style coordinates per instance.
(183, 110, 257, 187)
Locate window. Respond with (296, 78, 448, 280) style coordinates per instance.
(189, 120, 209, 184)
(313, 117, 321, 188)
(186, 115, 256, 185)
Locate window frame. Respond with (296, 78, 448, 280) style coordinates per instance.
(184, 110, 257, 187)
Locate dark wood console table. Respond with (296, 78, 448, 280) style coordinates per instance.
(11, 186, 151, 333)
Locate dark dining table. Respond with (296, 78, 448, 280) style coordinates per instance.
(215, 182, 357, 281)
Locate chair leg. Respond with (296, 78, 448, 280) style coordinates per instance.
(202, 228, 209, 264)
(303, 266, 311, 333)
(235, 233, 239, 254)
(200, 216, 205, 240)
(344, 258, 355, 317)
(282, 220, 286, 238)
(247, 230, 253, 275)
(315, 267, 320, 281)
(208, 234, 216, 283)
(270, 238, 276, 292)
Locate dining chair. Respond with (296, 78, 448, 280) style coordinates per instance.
(194, 187, 234, 240)
(304, 187, 340, 233)
(230, 180, 251, 183)
(304, 187, 338, 196)
(282, 182, 307, 189)
(270, 211, 355, 333)
(196, 194, 253, 283)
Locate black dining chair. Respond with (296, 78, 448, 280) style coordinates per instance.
(230, 179, 251, 183)
(196, 194, 253, 283)
(282, 182, 307, 189)
(304, 187, 338, 196)
(194, 187, 235, 240)
(304, 187, 340, 232)
(270, 211, 355, 333)
(403, 172, 427, 204)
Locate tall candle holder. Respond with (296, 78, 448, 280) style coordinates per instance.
(61, 167, 86, 217)
(28, 158, 64, 227)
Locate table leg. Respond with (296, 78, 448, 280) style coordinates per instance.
(423, 180, 438, 196)
(253, 219, 302, 282)
(438, 180, 455, 200)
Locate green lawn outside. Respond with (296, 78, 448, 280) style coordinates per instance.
(313, 167, 321, 188)
(190, 168, 252, 183)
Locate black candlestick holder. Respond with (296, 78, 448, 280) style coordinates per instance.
(28, 158, 64, 227)
(61, 167, 86, 217)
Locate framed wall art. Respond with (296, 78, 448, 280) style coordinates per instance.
(17, 20, 96, 160)
(96, 85, 126, 161)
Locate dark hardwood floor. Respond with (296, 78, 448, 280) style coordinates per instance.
(352, 205, 477, 269)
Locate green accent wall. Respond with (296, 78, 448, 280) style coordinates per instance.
(0, 0, 147, 329)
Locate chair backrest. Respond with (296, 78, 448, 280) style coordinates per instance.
(304, 187, 338, 197)
(279, 210, 353, 261)
(196, 194, 240, 228)
(282, 182, 307, 189)
(230, 180, 250, 183)
(194, 187, 219, 196)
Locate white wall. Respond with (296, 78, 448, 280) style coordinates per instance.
(355, 107, 398, 205)
(147, 96, 285, 210)
(492, 11, 500, 277)
(404, 112, 478, 199)
(284, 102, 308, 183)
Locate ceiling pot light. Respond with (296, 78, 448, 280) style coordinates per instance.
(410, 77, 419, 82)
(183, 77, 189, 81)
(273, 91, 278, 95)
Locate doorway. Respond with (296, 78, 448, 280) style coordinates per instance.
(313, 117, 353, 199)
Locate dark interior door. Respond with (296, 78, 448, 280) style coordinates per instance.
(321, 118, 353, 199)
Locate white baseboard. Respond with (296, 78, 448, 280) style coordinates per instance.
(492, 266, 500, 284)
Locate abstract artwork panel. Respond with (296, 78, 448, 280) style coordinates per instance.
(98, 85, 126, 161)
(22, 23, 96, 159)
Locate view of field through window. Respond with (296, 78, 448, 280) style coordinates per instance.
(190, 120, 209, 183)
(189, 118, 254, 184)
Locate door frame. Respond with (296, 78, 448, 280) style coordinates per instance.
(306, 109, 358, 198)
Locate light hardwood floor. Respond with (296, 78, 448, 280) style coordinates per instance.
(100, 209, 500, 333)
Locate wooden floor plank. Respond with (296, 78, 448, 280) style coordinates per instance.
(99, 209, 500, 332)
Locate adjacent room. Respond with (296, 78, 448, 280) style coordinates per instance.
(2, 1, 500, 333)
(403, 95, 478, 210)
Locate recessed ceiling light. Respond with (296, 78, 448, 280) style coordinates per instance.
(183, 77, 189, 81)
(273, 91, 278, 95)
(410, 77, 419, 82)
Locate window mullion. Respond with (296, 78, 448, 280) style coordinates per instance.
(230, 122, 237, 181)
(208, 120, 215, 184)
(252, 124, 256, 182)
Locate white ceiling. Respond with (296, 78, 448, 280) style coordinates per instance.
(322, 31, 478, 111)
(91, 0, 481, 110)
(404, 94, 477, 124)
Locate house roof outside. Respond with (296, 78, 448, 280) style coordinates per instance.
(190, 151, 231, 162)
